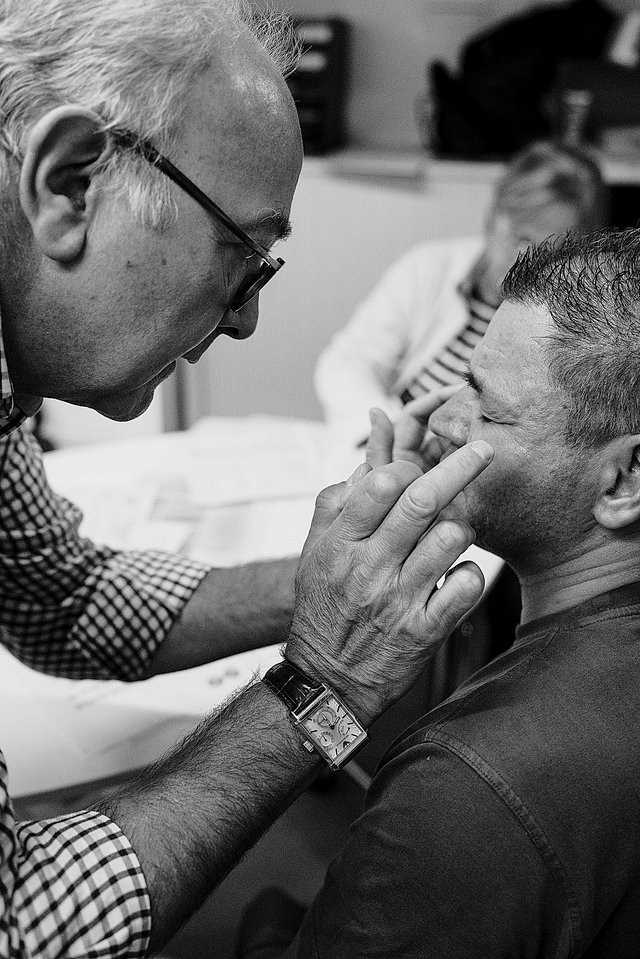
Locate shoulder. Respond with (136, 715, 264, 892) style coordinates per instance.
(378, 236, 483, 298)
(394, 235, 483, 270)
(295, 735, 570, 958)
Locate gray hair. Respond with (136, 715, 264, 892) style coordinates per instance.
(494, 140, 609, 233)
(502, 228, 640, 448)
(0, 0, 299, 229)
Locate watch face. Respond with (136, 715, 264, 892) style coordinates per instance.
(302, 695, 365, 763)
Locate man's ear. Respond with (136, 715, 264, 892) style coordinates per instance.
(19, 105, 109, 262)
(594, 436, 640, 530)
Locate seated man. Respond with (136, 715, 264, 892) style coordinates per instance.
(313, 139, 608, 447)
(238, 226, 640, 956)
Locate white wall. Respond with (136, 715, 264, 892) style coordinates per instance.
(182, 156, 500, 423)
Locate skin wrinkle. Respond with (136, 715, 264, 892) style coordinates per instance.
(429, 301, 625, 623)
(2, 36, 301, 417)
(0, 9, 503, 947)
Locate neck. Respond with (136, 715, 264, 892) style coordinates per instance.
(516, 539, 640, 624)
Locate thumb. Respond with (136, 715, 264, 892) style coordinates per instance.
(365, 407, 395, 468)
(302, 462, 372, 552)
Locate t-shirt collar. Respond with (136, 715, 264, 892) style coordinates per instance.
(515, 580, 640, 646)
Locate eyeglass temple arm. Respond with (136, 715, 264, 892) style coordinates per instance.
(112, 129, 279, 264)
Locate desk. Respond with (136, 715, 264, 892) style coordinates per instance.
(2, 416, 502, 799)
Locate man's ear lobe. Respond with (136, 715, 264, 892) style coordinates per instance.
(19, 105, 109, 262)
(594, 439, 640, 530)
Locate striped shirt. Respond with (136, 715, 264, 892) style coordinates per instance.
(0, 321, 212, 956)
(399, 289, 496, 404)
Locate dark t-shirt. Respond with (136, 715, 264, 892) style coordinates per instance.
(287, 582, 640, 957)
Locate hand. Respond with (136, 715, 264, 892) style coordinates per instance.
(366, 384, 463, 471)
(284, 429, 493, 725)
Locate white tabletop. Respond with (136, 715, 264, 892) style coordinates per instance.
(3, 416, 503, 798)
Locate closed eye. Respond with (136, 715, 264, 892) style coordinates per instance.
(464, 368, 508, 424)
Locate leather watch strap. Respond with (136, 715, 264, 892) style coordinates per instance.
(262, 660, 326, 713)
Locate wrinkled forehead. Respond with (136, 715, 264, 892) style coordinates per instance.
(474, 300, 556, 394)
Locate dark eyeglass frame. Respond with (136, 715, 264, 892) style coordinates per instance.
(114, 130, 285, 312)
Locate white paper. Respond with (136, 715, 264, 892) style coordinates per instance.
(185, 416, 331, 506)
(184, 498, 316, 566)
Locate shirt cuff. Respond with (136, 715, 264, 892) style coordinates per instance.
(71, 550, 211, 681)
(15, 809, 151, 959)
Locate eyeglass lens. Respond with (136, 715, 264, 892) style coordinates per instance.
(231, 257, 284, 310)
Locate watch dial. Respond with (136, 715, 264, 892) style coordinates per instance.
(303, 697, 363, 759)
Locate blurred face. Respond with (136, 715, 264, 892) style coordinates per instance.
(428, 301, 598, 570)
(4, 30, 303, 420)
(475, 200, 580, 306)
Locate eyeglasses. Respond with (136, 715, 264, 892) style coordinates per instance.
(114, 130, 285, 312)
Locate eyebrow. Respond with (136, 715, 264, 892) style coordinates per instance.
(218, 211, 292, 251)
(257, 210, 292, 242)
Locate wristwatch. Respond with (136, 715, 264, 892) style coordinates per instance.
(262, 660, 369, 770)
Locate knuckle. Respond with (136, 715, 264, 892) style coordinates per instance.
(428, 520, 466, 552)
(365, 461, 421, 503)
(366, 470, 399, 503)
(404, 479, 440, 516)
(314, 482, 341, 508)
(431, 519, 474, 550)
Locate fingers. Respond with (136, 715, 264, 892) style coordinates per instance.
(305, 438, 492, 574)
(365, 408, 395, 468)
(393, 384, 464, 467)
(403, 383, 464, 423)
(391, 418, 431, 469)
(419, 432, 447, 472)
(400, 518, 476, 592)
(366, 440, 493, 558)
(301, 462, 372, 552)
(335, 459, 425, 541)
(423, 560, 485, 636)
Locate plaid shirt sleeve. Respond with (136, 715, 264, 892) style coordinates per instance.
(0, 426, 216, 954)
(0, 425, 211, 679)
(1, 754, 152, 958)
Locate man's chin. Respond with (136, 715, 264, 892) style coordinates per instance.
(89, 386, 155, 421)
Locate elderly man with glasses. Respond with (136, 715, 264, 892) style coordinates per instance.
(0, 1, 494, 956)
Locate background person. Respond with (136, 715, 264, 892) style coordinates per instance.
(0, 0, 493, 955)
(239, 226, 640, 958)
(314, 139, 608, 448)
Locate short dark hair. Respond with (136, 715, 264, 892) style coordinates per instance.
(502, 228, 640, 448)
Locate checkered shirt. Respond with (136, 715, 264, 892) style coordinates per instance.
(0, 312, 41, 436)
(4, 772, 151, 957)
(0, 332, 212, 954)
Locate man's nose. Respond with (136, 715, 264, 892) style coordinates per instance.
(221, 298, 259, 340)
(429, 390, 472, 447)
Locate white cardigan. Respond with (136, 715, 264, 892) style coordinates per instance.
(314, 236, 484, 446)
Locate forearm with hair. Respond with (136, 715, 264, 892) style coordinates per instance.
(96, 680, 320, 952)
(149, 557, 298, 674)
